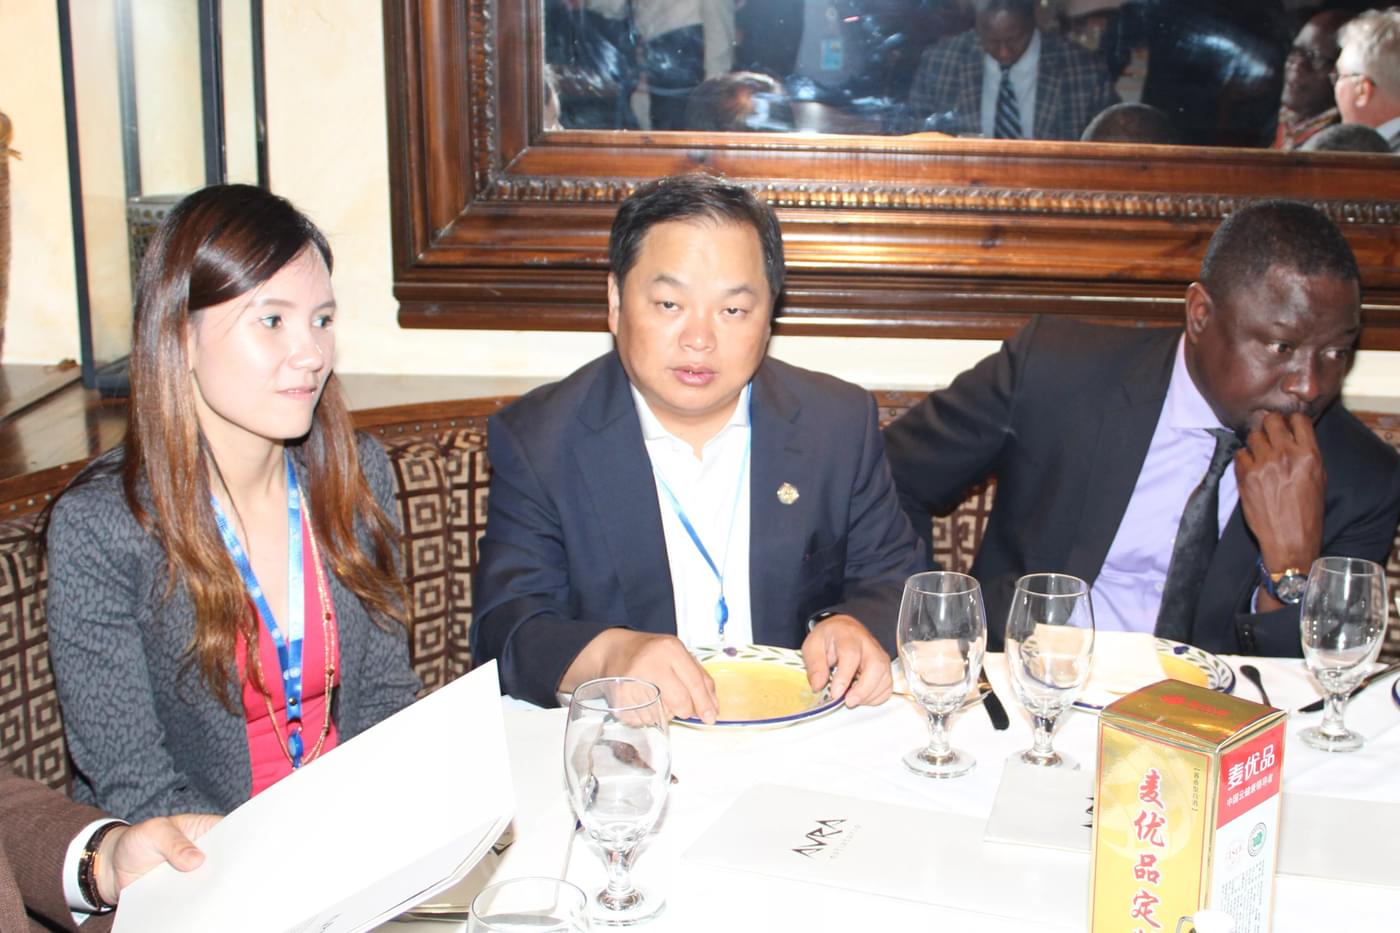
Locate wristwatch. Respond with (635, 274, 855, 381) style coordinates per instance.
(1258, 559, 1308, 605)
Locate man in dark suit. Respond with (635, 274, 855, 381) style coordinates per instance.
(473, 174, 924, 720)
(885, 201, 1400, 656)
(909, 0, 1116, 140)
(1, 763, 215, 931)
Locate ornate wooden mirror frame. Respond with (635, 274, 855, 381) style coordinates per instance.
(383, 0, 1400, 347)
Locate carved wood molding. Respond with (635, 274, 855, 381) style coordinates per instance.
(384, 0, 1400, 348)
(486, 175, 1400, 223)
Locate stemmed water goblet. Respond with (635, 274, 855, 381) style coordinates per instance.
(1298, 556, 1388, 752)
(896, 571, 987, 778)
(1004, 572, 1095, 769)
(563, 678, 671, 925)
(468, 876, 592, 932)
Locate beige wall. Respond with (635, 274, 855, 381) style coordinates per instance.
(5, 0, 1400, 405)
(1, 0, 82, 364)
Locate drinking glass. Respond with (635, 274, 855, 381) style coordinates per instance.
(468, 877, 591, 932)
(1298, 556, 1388, 752)
(896, 571, 987, 778)
(1004, 572, 1095, 768)
(563, 678, 670, 925)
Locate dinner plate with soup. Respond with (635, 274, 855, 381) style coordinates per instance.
(675, 644, 844, 729)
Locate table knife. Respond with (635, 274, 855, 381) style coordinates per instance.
(1297, 659, 1400, 713)
(978, 668, 1011, 730)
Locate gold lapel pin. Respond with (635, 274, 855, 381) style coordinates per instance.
(776, 482, 800, 505)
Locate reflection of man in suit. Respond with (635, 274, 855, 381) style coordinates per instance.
(908, 0, 1116, 139)
(473, 174, 923, 720)
(885, 201, 1400, 656)
(1272, 9, 1351, 150)
(1, 763, 214, 931)
(1335, 8, 1400, 153)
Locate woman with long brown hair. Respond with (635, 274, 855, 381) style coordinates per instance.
(46, 184, 419, 822)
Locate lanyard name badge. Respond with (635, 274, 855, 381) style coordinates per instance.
(652, 388, 752, 642)
(211, 451, 309, 768)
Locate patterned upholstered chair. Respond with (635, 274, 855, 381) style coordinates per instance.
(1, 394, 1397, 793)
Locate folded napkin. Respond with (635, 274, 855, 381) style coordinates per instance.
(1086, 631, 1166, 696)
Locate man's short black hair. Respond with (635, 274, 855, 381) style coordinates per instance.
(975, 0, 1036, 22)
(608, 173, 786, 302)
(1300, 122, 1392, 153)
(1199, 200, 1360, 302)
(1081, 103, 1181, 145)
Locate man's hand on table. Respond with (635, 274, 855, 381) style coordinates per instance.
(1235, 411, 1325, 612)
(566, 628, 720, 723)
(801, 615, 893, 708)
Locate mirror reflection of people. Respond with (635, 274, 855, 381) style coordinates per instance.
(685, 71, 795, 131)
(473, 174, 924, 721)
(909, 0, 1117, 139)
(1080, 101, 1180, 143)
(1299, 120, 1391, 153)
(1334, 8, 1400, 152)
(1, 762, 217, 931)
(1273, 9, 1352, 150)
(46, 185, 420, 822)
(885, 200, 1400, 655)
(585, 0, 737, 130)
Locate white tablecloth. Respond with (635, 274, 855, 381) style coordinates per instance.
(384, 656, 1400, 932)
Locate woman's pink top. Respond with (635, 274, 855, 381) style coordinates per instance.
(235, 510, 341, 795)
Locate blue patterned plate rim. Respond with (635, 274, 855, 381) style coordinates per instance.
(1392, 675, 1399, 710)
(675, 643, 845, 728)
(1073, 638, 1237, 711)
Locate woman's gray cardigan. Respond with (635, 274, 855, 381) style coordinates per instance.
(45, 435, 421, 822)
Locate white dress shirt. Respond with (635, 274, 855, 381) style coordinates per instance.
(980, 29, 1040, 138)
(1091, 338, 1240, 633)
(633, 384, 754, 647)
(64, 818, 120, 922)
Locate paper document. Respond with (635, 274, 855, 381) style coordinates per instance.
(1278, 795, 1400, 888)
(113, 662, 515, 933)
(984, 759, 1094, 852)
(684, 783, 1088, 926)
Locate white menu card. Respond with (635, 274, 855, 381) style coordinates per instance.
(684, 783, 1088, 926)
(113, 662, 515, 933)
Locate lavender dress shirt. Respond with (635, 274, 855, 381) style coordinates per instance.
(1091, 338, 1239, 633)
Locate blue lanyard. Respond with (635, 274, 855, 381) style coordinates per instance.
(652, 391, 752, 641)
(210, 452, 308, 768)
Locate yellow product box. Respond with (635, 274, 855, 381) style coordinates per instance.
(1089, 680, 1286, 933)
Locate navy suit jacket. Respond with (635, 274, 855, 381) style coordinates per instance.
(473, 353, 926, 706)
(909, 29, 1116, 140)
(884, 318, 1400, 656)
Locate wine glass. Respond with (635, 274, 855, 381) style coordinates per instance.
(1298, 556, 1388, 752)
(896, 571, 987, 778)
(563, 678, 670, 926)
(468, 877, 591, 932)
(1004, 572, 1095, 769)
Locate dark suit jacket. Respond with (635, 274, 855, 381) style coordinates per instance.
(908, 29, 1116, 140)
(884, 318, 1400, 656)
(472, 353, 926, 707)
(0, 764, 113, 933)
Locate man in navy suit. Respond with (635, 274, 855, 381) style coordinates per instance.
(473, 174, 924, 720)
(909, 0, 1115, 140)
(885, 201, 1400, 655)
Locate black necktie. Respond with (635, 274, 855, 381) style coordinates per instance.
(994, 64, 1023, 139)
(1155, 428, 1242, 641)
